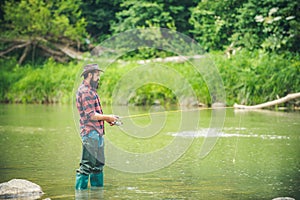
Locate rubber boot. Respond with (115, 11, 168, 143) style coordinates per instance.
(75, 190, 89, 200)
(90, 171, 103, 187)
(75, 173, 89, 190)
(90, 188, 104, 199)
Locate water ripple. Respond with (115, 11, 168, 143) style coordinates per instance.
(168, 128, 290, 140)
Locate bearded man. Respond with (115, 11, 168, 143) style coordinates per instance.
(75, 63, 118, 190)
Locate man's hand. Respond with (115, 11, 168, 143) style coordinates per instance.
(105, 115, 119, 126)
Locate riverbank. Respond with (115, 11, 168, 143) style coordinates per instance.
(1, 50, 299, 107)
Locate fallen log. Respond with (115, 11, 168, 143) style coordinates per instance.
(53, 43, 83, 60)
(0, 37, 86, 64)
(136, 55, 205, 64)
(234, 92, 300, 109)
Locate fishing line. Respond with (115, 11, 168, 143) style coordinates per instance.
(118, 106, 234, 120)
(233, 110, 242, 164)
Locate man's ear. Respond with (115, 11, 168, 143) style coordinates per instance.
(88, 72, 93, 78)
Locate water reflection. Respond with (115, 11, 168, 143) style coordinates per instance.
(75, 189, 104, 200)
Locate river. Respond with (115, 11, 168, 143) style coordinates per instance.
(0, 104, 299, 199)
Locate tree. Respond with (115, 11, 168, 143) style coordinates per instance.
(109, 0, 177, 58)
(0, 0, 88, 64)
(188, 0, 299, 52)
(156, 0, 198, 36)
(189, 0, 247, 51)
(80, 0, 121, 42)
(111, 1, 175, 33)
(232, 0, 300, 52)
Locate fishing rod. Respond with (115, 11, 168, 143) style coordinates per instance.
(112, 106, 234, 126)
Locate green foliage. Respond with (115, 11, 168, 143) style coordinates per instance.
(213, 50, 300, 105)
(233, 0, 299, 52)
(188, 0, 299, 52)
(189, 0, 242, 50)
(80, 0, 121, 42)
(111, 0, 175, 33)
(158, 0, 198, 36)
(97, 62, 135, 105)
(4, 59, 80, 103)
(0, 0, 88, 64)
(128, 84, 177, 106)
(0, 0, 299, 107)
(1, 51, 299, 106)
(98, 61, 208, 106)
(0, 58, 25, 102)
(110, 0, 198, 34)
(1, 0, 299, 64)
(2, 0, 87, 41)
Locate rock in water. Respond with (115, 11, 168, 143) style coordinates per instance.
(0, 179, 44, 199)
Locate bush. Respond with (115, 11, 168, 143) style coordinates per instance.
(98, 61, 208, 106)
(0, 50, 299, 107)
(213, 50, 300, 105)
(4, 59, 81, 103)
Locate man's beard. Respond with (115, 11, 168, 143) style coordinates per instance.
(90, 79, 99, 90)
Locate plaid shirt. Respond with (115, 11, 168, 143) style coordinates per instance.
(76, 80, 104, 136)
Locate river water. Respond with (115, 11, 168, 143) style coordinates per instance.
(0, 104, 299, 199)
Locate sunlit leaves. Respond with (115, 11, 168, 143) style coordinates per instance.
(111, 0, 175, 33)
(2, 0, 87, 41)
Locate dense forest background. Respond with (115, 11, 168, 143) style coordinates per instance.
(0, 0, 299, 107)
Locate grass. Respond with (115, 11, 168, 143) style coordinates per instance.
(0, 50, 299, 107)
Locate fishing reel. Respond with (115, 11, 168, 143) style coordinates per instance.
(112, 120, 123, 126)
(112, 115, 123, 126)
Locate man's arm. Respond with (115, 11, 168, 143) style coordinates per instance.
(90, 113, 118, 124)
(81, 92, 118, 124)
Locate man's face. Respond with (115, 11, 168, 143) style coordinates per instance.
(90, 71, 100, 89)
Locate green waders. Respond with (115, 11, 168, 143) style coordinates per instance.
(90, 172, 104, 187)
(75, 130, 105, 190)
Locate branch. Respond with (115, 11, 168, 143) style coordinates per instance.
(39, 50, 67, 63)
(38, 44, 64, 56)
(18, 44, 31, 65)
(234, 93, 300, 109)
(52, 55, 68, 63)
(0, 38, 29, 43)
(0, 36, 85, 63)
(136, 55, 205, 64)
(0, 42, 30, 57)
(53, 43, 83, 60)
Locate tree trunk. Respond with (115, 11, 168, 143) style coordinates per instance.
(234, 93, 300, 109)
